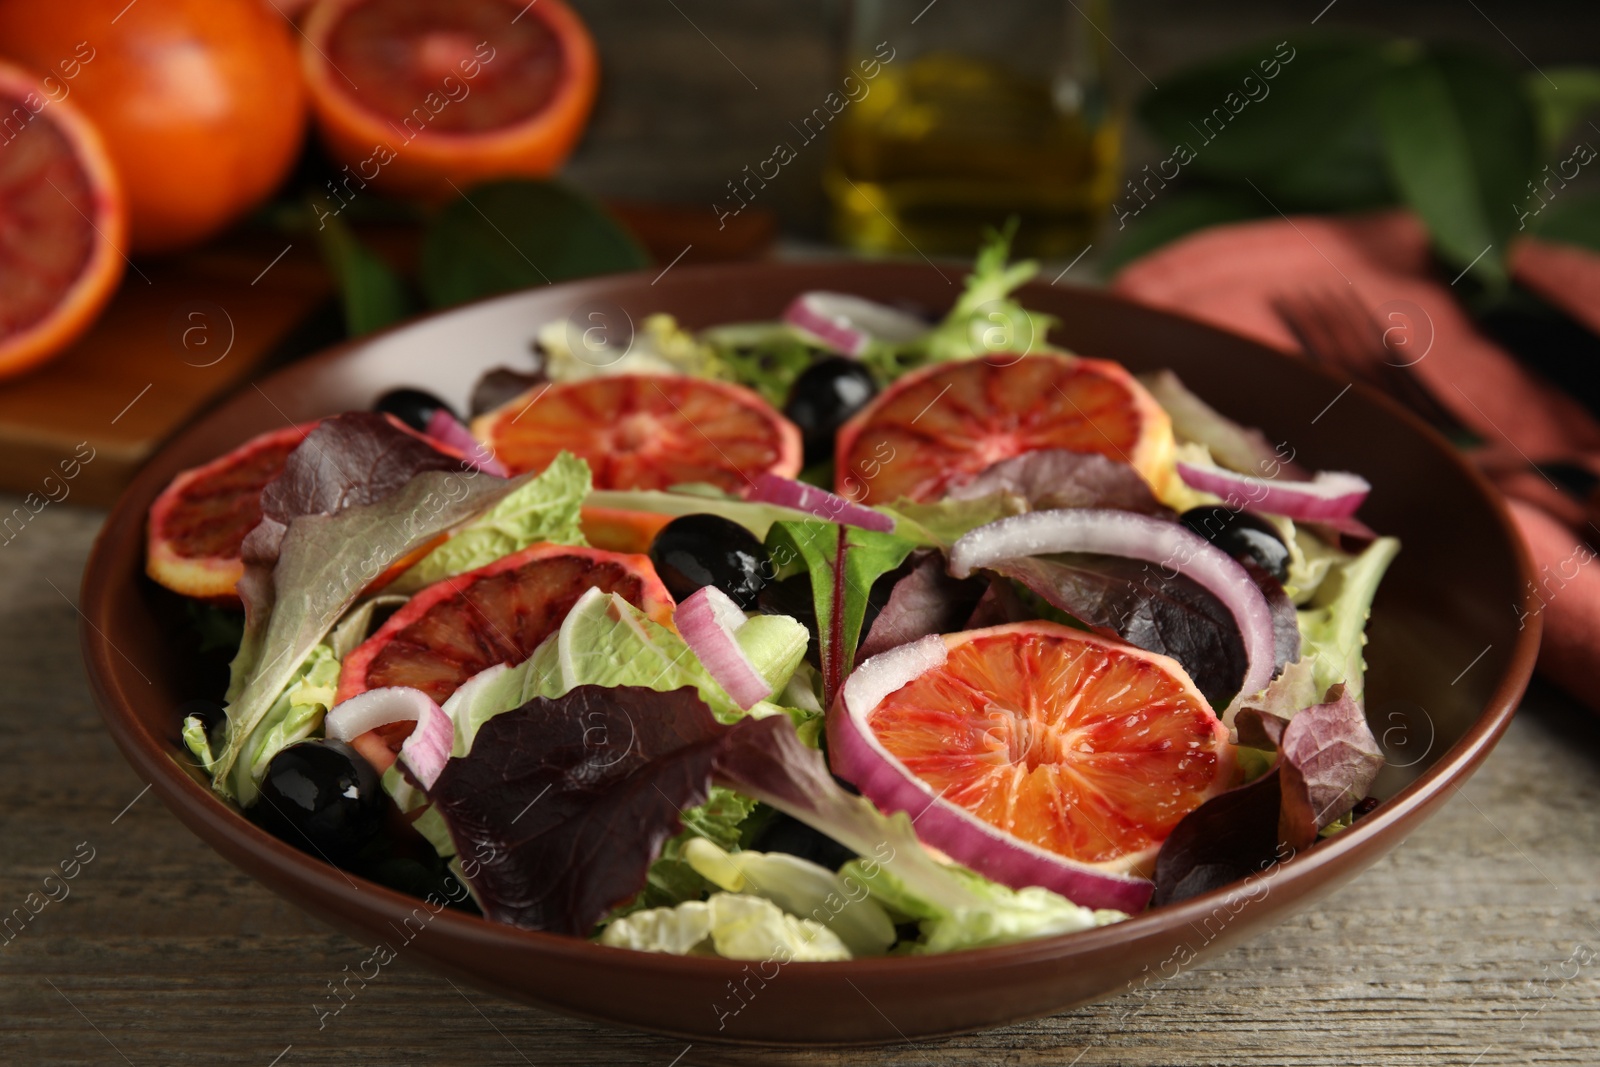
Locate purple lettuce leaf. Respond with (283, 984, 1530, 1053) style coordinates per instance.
(241, 412, 470, 571)
(945, 449, 1174, 516)
(1276, 684, 1384, 844)
(985, 552, 1249, 708)
(963, 577, 1036, 629)
(1154, 685, 1383, 906)
(428, 686, 734, 936)
(857, 550, 987, 660)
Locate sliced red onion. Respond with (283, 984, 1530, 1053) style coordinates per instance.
(828, 635, 1154, 914)
(1140, 370, 1309, 479)
(425, 408, 509, 477)
(326, 686, 454, 789)
(675, 586, 772, 710)
(782, 291, 928, 357)
(1176, 462, 1370, 522)
(746, 473, 893, 532)
(948, 508, 1277, 702)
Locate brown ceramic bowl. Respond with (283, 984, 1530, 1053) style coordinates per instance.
(81, 262, 1539, 1045)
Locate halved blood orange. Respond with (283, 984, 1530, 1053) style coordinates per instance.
(300, 0, 599, 200)
(0, 60, 125, 380)
(848, 622, 1233, 877)
(835, 353, 1174, 504)
(336, 542, 673, 769)
(473, 374, 803, 492)
(145, 423, 320, 602)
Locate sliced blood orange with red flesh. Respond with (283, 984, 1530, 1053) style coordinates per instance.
(473, 374, 802, 493)
(865, 622, 1232, 874)
(145, 423, 319, 602)
(835, 353, 1174, 504)
(0, 60, 126, 380)
(336, 543, 674, 770)
(301, 0, 598, 199)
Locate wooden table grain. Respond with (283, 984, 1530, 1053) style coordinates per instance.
(3, 496, 1597, 1067)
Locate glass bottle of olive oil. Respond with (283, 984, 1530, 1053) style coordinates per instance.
(826, 0, 1122, 258)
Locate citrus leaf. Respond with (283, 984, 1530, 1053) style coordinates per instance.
(420, 180, 651, 308)
(1135, 38, 1393, 205)
(311, 212, 412, 337)
(1524, 67, 1600, 156)
(1531, 190, 1600, 254)
(1376, 49, 1538, 288)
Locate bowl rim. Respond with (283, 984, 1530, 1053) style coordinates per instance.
(79, 260, 1543, 983)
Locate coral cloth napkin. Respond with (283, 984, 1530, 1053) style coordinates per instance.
(1113, 211, 1600, 711)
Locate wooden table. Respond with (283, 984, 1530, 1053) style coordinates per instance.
(3, 497, 1597, 1067)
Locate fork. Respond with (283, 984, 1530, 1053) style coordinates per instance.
(1270, 287, 1470, 439)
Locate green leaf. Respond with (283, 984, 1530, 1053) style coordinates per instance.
(764, 521, 916, 704)
(1375, 48, 1539, 288)
(1136, 38, 1395, 207)
(1103, 187, 1266, 273)
(311, 210, 412, 337)
(1525, 67, 1600, 156)
(420, 180, 651, 308)
(1531, 190, 1600, 253)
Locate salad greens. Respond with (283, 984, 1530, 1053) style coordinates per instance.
(387, 450, 590, 593)
(172, 229, 1404, 963)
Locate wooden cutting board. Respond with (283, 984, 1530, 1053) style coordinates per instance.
(0, 233, 335, 507)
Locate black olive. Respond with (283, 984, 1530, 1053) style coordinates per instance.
(1180, 506, 1291, 582)
(374, 387, 455, 433)
(784, 358, 879, 466)
(649, 514, 772, 609)
(249, 740, 386, 866)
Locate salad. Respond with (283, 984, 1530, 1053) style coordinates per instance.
(147, 230, 1398, 962)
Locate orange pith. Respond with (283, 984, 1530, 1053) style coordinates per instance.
(473, 374, 803, 493)
(0, 62, 125, 380)
(867, 623, 1232, 871)
(835, 353, 1174, 504)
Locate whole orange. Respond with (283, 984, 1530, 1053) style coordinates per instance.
(0, 0, 307, 253)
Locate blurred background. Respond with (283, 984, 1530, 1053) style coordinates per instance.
(1, 0, 1599, 506)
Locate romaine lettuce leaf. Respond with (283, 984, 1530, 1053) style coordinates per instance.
(387, 451, 590, 593)
(838, 859, 1123, 954)
(600, 893, 852, 961)
(444, 589, 809, 757)
(1297, 536, 1401, 700)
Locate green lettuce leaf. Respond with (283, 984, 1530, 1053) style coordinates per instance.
(584, 487, 816, 540)
(613, 787, 763, 917)
(1297, 536, 1401, 700)
(599, 893, 852, 961)
(700, 321, 822, 406)
(764, 520, 917, 703)
(838, 859, 1124, 955)
(867, 221, 1059, 378)
(213, 469, 529, 795)
(539, 312, 719, 382)
(388, 452, 590, 594)
(444, 588, 810, 758)
(875, 492, 1023, 548)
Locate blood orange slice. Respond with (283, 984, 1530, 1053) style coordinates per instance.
(835, 622, 1233, 879)
(145, 423, 320, 602)
(300, 0, 598, 200)
(0, 60, 126, 380)
(335, 542, 673, 769)
(835, 353, 1174, 504)
(473, 374, 803, 492)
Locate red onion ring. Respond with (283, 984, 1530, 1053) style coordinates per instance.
(948, 508, 1277, 702)
(425, 408, 509, 478)
(828, 635, 1155, 914)
(326, 686, 454, 788)
(782, 291, 927, 357)
(675, 586, 772, 710)
(1176, 461, 1370, 522)
(745, 473, 893, 532)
